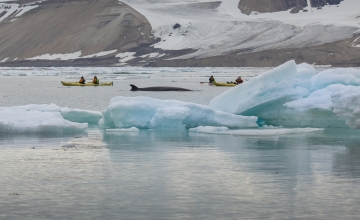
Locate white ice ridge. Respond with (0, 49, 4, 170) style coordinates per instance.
(0, 108, 87, 134)
(209, 60, 360, 128)
(189, 126, 324, 136)
(332, 87, 360, 129)
(99, 96, 258, 129)
(6, 104, 102, 124)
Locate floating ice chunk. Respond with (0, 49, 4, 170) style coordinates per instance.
(284, 84, 350, 110)
(150, 107, 190, 129)
(256, 85, 353, 128)
(332, 87, 360, 129)
(311, 68, 360, 91)
(208, 60, 360, 128)
(189, 126, 324, 136)
(99, 96, 258, 129)
(4, 103, 62, 112)
(189, 126, 230, 133)
(106, 127, 140, 132)
(0, 104, 102, 124)
(295, 62, 317, 90)
(209, 60, 311, 115)
(61, 107, 102, 124)
(0, 108, 87, 134)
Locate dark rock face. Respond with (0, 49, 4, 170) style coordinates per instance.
(310, 0, 344, 7)
(238, 0, 344, 15)
(239, 0, 307, 15)
(0, 0, 157, 62)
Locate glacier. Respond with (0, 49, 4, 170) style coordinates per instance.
(99, 96, 258, 129)
(209, 60, 360, 128)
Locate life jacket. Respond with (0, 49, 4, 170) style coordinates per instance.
(93, 78, 99, 84)
(236, 78, 243, 84)
(79, 78, 85, 83)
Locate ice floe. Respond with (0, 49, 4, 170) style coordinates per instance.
(210, 60, 360, 128)
(0, 104, 102, 133)
(332, 87, 360, 129)
(0, 108, 87, 134)
(189, 126, 324, 136)
(99, 96, 258, 129)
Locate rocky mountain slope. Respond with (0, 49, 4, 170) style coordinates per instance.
(238, 0, 344, 15)
(0, 0, 359, 67)
(0, 0, 157, 65)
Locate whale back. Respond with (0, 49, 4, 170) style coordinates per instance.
(130, 84, 192, 91)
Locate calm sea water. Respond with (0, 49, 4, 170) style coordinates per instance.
(0, 67, 360, 219)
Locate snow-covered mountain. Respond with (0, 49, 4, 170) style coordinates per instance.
(0, 0, 359, 67)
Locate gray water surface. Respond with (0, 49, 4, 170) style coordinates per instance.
(1, 129, 360, 219)
(0, 69, 360, 219)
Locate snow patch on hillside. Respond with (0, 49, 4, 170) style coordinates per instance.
(120, 0, 360, 59)
(0, 2, 41, 23)
(81, 50, 117, 58)
(27, 51, 82, 61)
(26, 50, 119, 61)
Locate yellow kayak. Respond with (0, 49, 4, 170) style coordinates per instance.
(61, 81, 113, 86)
(212, 82, 237, 87)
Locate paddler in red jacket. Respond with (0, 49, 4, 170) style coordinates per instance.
(235, 76, 243, 84)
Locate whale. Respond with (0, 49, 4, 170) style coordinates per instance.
(130, 84, 192, 91)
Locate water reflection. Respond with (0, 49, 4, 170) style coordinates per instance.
(333, 142, 360, 179)
(1, 128, 360, 219)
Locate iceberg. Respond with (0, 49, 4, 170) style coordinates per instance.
(311, 68, 360, 91)
(0, 104, 102, 124)
(332, 87, 360, 129)
(209, 60, 312, 116)
(99, 96, 258, 129)
(0, 104, 102, 134)
(209, 60, 360, 128)
(60, 107, 102, 124)
(0, 108, 87, 134)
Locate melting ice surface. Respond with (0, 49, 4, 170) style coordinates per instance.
(210, 60, 360, 129)
(0, 104, 101, 134)
(99, 96, 258, 129)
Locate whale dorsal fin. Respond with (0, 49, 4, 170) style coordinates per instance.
(130, 84, 138, 91)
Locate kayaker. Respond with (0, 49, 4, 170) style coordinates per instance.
(235, 76, 243, 84)
(79, 76, 85, 84)
(209, 75, 215, 83)
(92, 76, 99, 84)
